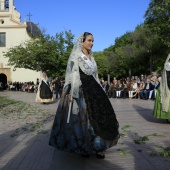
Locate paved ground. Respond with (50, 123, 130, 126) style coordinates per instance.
(0, 91, 170, 170)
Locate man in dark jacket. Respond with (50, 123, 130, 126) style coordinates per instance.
(53, 77, 61, 99)
(139, 79, 154, 99)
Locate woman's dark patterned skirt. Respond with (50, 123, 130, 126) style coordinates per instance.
(40, 81, 53, 99)
(49, 69, 119, 155)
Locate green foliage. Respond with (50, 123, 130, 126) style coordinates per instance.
(121, 124, 132, 131)
(144, 0, 170, 47)
(160, 147, 170, 158)
(103, 23, 169, 77)
(117, 149, 131, 156)
(93, 52, 109, 78)
(134, 135, 150, 144)
(4, 30, 74, 77)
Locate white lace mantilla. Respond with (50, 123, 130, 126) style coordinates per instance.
(69, 52, 100, 98)
(64, 33, 100, 99)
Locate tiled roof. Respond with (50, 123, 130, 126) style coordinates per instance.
(26, 22, 42, 38)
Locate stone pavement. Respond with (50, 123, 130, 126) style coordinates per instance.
(0, 91, 170, 170)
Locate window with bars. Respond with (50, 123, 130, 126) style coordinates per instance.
(0, 33, 6, 47)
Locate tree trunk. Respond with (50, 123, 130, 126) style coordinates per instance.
(107, 74, 110, 83)
(129, 68, 131, 79)
(150, 55, 153, 74)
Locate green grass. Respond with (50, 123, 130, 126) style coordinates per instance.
(0, 96, 52, 136)
(0, 97, 16, 105)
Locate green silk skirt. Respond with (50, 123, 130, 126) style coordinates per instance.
(153, 89, 170, 119)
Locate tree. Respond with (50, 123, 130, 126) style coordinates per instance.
(93, 52, 109, 79)
(4, 30, 74, 77)
(132, 24, 169, 73)
(144, 0, 170, 47)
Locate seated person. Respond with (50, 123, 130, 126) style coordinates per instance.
(120, 81, 128, 99)
(116, 81, 123, 98)
(133, 81, 145, 99)
(129, 80, 137, 98)
(139, 79, 154, 99)
(149, 79, 160, 99)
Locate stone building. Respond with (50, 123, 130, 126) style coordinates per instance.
(0, 0, 41, 87)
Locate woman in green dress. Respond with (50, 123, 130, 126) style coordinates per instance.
(154, 54, 170, 123)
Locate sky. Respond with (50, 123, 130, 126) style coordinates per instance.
(15, 0, 151, 52)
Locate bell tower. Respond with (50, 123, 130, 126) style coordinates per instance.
(0, 0, 21, 22)
(0, 0, 10, 10)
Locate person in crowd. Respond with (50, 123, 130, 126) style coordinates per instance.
(53, 77, 61, 99)
(150, 72, 157, 85)
(59, 79, 65, 93)
(116, 80, 123, 98)
(105, 81, 110, 96)
(9, 83, 15, 91)
(139, 79, 154, 100)
(129, 80, 137, 98)
(28, 82, 35, 93)
(154, 54, 170, 123)
(19, 82, 22, 91)
(36, 78, 40, 86)
(140, 74, 144, 81)
(0, 82, 3, 91)
(35, 78, 40, 93)
(16, 82, 19, 91)
(100, 80, 105, 91)
(3, 83, 8, 91)
(58, 78, 63, 98)
(143, 74, 147, 82)
(109, 82, 115, 98)
(148, 79, 160, 100)
(133, 81, 145, 99)
(112, 79, 118, 98)
(120, 80, 128, 99)
(36, 72, 53, 104)
(21, 82, 26, 92)
(49, 32, 119, 159)
(135, 76, 140, 84)
(25, 82, 30, 92)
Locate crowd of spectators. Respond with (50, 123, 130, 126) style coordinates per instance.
(1, 72, 161, 101)
(0, 77, 65, 97)
(4, 81, 38, 92)
(100, 72, 161, 100)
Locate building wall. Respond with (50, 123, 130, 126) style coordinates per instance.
(0, 0, 40, 83)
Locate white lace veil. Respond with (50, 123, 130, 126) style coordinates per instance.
(64, 32, 99, 99)
(64, 33, 84, 88)
(160, 54, 170, 112)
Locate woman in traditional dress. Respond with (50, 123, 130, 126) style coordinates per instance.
(49, 32, 119, 158)
(36, 72, 53, 104)
(153, 54, 170, 123)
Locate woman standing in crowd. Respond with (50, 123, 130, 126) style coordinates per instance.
(154, 54, 170, 123)
(36, 72, 53, 104)
(49, 32, 119, 158)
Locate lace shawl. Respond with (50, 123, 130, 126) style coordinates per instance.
(160, 54, 170, 112)
(64, 33, 100, 98)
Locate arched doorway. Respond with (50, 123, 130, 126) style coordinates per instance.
(0, 73, 7, 90)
